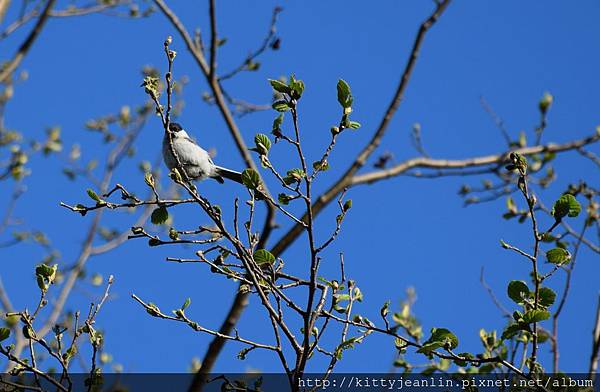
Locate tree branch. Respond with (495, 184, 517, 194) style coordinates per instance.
(270, 0, 453, 256)
(0, 0, 57, 83)
(352, 133, 599, 186)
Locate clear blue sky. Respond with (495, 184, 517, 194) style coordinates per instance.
(1, 0, 599, 374)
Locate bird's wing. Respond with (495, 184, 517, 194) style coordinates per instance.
(184, 135, 217, 165)
(173, 138, 212, 167)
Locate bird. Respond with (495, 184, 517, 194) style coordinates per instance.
(162, 122, 243, 184)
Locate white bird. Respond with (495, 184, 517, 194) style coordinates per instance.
(162, 122, 242, 184)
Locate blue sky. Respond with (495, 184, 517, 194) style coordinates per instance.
(1, 0, 599, 374)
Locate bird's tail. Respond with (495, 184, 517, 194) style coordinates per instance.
(214, 166, 243, 184)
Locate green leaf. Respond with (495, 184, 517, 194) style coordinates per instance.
(272, 100, 290, 112)
(151, 206, 169, 225)
(283, 168, 305, 184)
(86, 188, 101, 203)
(253, 249, 275, 265)
(418, 327, 458, 353)
(551, 194, 581, 220)
(269, 79, 290, 94)
(22, 325, 35, 339)
(35, 263, 56, 278)
(501, 323, 527, 340)
(182, 297, 191, 310)
(353, 286, 363, 302)
(336, 79, 353, 108)
(546, 248, 571, 264)
(272, 113, 284, 132)
(431, 328, 458, 349)
(538, 287, 556, 307)
(141, 76, 160, 97)
(312, 160, 330, 172)
(538, 328, 551, 343)
(145, 303, 161, 317)
(144, 172, 155, 188)
(278, 193, 291, 205)
(416, 341, 443, 354)
(348, 121, 361, 129)
(150, 207, 169, 225)
(168, 227, 179, 241)
(380, 300, 390, 319)
(288, 75, 305, 99)
(507, 152, 528, 175)
(334, 336, 364, 359)
(506, 196, 518, 214)
(37, 275, 48, 291)
(507, 280, 530, 304)
(540, 232, 556, 243)
(343, 199, 353, 212)
(241, 169, 261, 190)
(523, 309, 550, 323)
(453, 352, 474, 367)
(253, 134, 271, 155)
(0, 327, 10, 342)
(513, 310, 524, 322)
(245, 60, 260, 71)
(334, 293, 351, 302)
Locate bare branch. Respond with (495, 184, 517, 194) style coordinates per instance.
(352, 133, 599, 186)
(0, 0, 57, 83)
(131, 294, 278, 352)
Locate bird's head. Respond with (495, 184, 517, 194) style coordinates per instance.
(168, 122, 189, 138)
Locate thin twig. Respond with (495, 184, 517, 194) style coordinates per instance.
(0, 0, 57, 83)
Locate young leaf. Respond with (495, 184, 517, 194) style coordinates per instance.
(453, 352, 475, 367)
(168, 227, 179, 241)
(538, 287, 556, 307)
(86, 188, 101, 203)
(278, 193, 291, 205)
(0, 327, 10, 342)
(343, 199, 353, 212)
(336, 79, 353, 109)
(523, 309, 550, 323)
(253, 134, 272, 155)
(253, 249, 275, 265)
(312, 160, 330, 172)
(144, 172, 155, 188)
(182, 297, 191, 310)
(546, 248, 571, 264)
(507, 152, 528, 175)
(272, 100, 290, 112)
(35, 263, 56, 278)
(501, 323, 527, 340)
(283, 168, 305, 184)
(145, 303, 161, 317)
(507, 280, 530, 304)
(348, 121, 361, 129)
(272, 113, 284, 132)
(151, 206, 169, 225)
(241, 169, 261, 190)
(418, 327, 459, 353)
(288, 75, 305, 99)
(269, 79, 290, 94)
(380, 300, 390, 319)
(551, 194, 581, 220)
